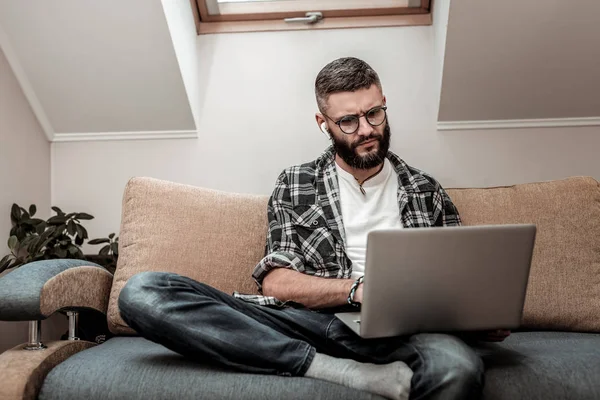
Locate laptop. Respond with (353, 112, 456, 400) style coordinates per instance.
(335, 224, 536, 339)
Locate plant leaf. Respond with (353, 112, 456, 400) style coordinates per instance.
(67, 220, 76, 236)
(15, 227, 25, 241)
(55, 248, 67, 258)
(76, 213, 94, 220)
(27, 237, 40, 255)
(0, 260, 10, 274)
(11, 204, 21, 224)
(32, 228, 54, 255)
(48, 216, 68, 225)
(20, 236, 36, 251)
(109, 233, 115, 239)
(29, 204, 37, 216)
(88, 238, 110, 245)
(0, 254, 12, 272)
(110, 242, 119, 256)
(51, 206, 64, 216)
(81, 226, 89, 240)
(36, 222, 47, 235)
(55, 224, 67, 236)
(75, 235, 84, 246)
(38, 227, 54, 242)
(8, 236, 18, 251)
(34, 236, 54, 255)
(99, 245, 110, 256)
(74, 247, 84, 259)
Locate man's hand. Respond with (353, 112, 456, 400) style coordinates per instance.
(480, 329, 511, 342)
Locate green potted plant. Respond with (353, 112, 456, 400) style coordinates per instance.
(1, 203, 119, 275)
(1, 203, 120, 344)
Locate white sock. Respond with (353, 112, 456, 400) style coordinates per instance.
(305, 353, 413, 400)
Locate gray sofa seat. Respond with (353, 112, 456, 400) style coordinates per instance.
(39, 332, 600, 400)
(38, 336, 383, 400)
(481, 331, 600, 400)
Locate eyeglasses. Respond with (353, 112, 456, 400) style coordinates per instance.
(323, 106, 387, 135)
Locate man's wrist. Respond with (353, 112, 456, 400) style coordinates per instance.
(347, 276, 364, 307)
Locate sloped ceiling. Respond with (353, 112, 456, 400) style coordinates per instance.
(2, 0, 598, 139)
(439, 0, 600, 123)
(0, 0, 196, 141)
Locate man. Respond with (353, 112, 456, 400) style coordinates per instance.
(120, 57, 509, 400)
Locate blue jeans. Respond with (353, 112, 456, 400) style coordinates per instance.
(119, 272, 484, 400)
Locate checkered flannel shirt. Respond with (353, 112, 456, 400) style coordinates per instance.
(233, 146, 461, 307)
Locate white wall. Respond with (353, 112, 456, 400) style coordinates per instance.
(0, 48, 65, 353)
(52, 25, 600, 244)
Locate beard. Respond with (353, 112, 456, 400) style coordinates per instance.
(331, 122, 391, 170)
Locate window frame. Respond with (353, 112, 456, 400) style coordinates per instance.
(191, 0, 431, 34)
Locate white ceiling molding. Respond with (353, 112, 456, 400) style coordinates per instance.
(52, 130, 198, 143)
(437, 117, 600, 131)
(0, 21, 54, 141)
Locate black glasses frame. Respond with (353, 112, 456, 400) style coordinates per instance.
(323, 105, 388, 135)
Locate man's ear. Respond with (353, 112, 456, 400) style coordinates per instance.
(315, 113, 326, 127)
(315, 113, 330, 138)
(382, 95, 387, 106)
(316, 113, 328, 132)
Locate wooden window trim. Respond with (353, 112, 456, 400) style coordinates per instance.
(191, 0, 432, 35)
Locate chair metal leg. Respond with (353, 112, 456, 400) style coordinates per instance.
(66, 311, 80, 341)
(23, 320, 46, 350)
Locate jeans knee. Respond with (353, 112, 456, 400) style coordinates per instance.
(446, 353, 484, 386)
(118, 271, 171, 318)
(413, 333, 484, 387)
(438, 344, 484, 395)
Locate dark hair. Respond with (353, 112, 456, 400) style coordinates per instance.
(315, 57, 382, 113)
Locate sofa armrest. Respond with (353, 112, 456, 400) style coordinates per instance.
(0, 340, 95, 400)
(0, 259, 113, 321)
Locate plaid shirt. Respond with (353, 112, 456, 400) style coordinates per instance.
(233, 146, 461, 306)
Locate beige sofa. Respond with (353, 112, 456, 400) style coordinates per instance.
(1, 175, 599, 400)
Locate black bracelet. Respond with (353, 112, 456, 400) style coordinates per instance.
(347, 276, 364, 307)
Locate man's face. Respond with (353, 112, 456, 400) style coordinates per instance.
(321, 85, 390, 170)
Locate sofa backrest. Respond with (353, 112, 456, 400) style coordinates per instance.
(447, 176, 600, 332)
(107, 177, 269, 335)
(107, 176, 600, 335)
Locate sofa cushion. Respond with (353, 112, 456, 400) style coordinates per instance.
(447, 176, 600, 332)
(481, 331, 600, 400)
(38, 337, 383, 400)
(39, 333, 600, 400)
(107, 177, 269, 335)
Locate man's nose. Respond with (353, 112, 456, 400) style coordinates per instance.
(356, 116, 375, 137)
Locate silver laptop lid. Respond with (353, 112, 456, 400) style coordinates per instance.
(359, 224, 536, 338)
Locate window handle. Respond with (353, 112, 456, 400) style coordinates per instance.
(284, 12, 323, 24)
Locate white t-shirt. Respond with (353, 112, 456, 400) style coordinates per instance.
(336, 159, 402, 280)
